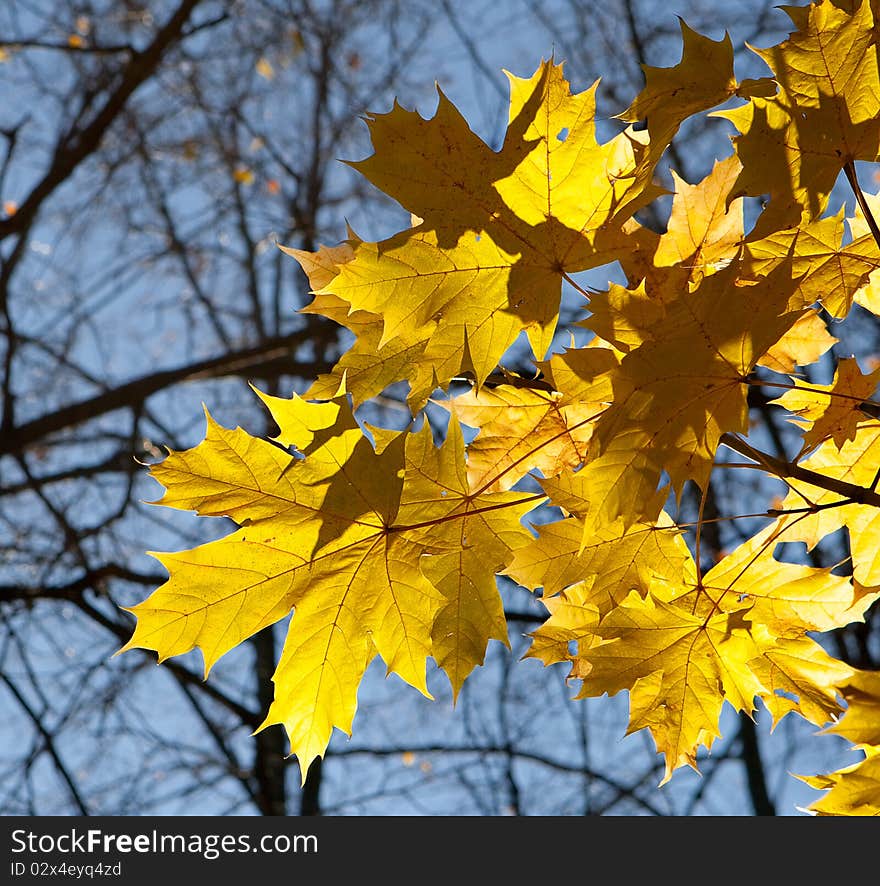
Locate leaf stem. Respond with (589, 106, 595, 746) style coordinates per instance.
(746, 373, 880, 411)
(844, 160, 880, 253)
(561, 271, 596, 300)
(390, 492, 547, 533)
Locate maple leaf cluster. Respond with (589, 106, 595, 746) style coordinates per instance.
(121, 0, 880, 812)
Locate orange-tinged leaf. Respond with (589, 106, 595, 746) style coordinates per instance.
(439, 384, 598, 491)
(758, 309, 837, 373)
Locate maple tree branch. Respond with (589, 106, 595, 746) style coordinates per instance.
(0, 332, 331, 456)
(251, 628, 289, 815)
(0, 672, 91, 816)
(719, 433, 880, 508)
(0, 39, 135, 54)
(0, 0, 207, 245)
(0, 565, 163, 602)
(67, 595, 260, 728)
(174, 679, 260, 808)
(316, 744, 667, 816)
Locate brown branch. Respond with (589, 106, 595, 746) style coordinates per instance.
(317, 744, 666, 816)
(0, 331, 331, 456)
(720, 432, 880, 507)
(0, 0, 207, 243)
(0, 672, 91, 815)
(0, 564, 163, 602)
(71, 596, 260, 728)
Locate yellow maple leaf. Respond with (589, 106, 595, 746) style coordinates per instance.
(507, 510, 688, 616)
(824, 669, 880, 747)
(580, 591, 764, 784)
(758, 309, 837, 374)
(353, 60, 651, 257)
(291, 60, 662, 408)
(619, 21, 741, 175)
(493, 61, 659, 256)
(286, 239, 452, 409)
(521, 587, 601, 671)
(397, 417, 537, 695)
(590, 261, 802, 498)
(742, 209, 880, 317)
(508, 510, 689, 677)
(315, 227, 560, 386)
(438, 383, 599, 491)
(680, 521, 876, 637)
(538, 342, 619, 407)
(773, 357, 880, 453)
(747, 629, 855, 728)
(715, 0, 880, 234)
(585, 281, 664, 353)
(801, 750, 880, 816)
(615, 157, 747, 332)
(651, 156, 745, 288)
(540, 516, 870, 778)
(121, 394, 540, 778)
